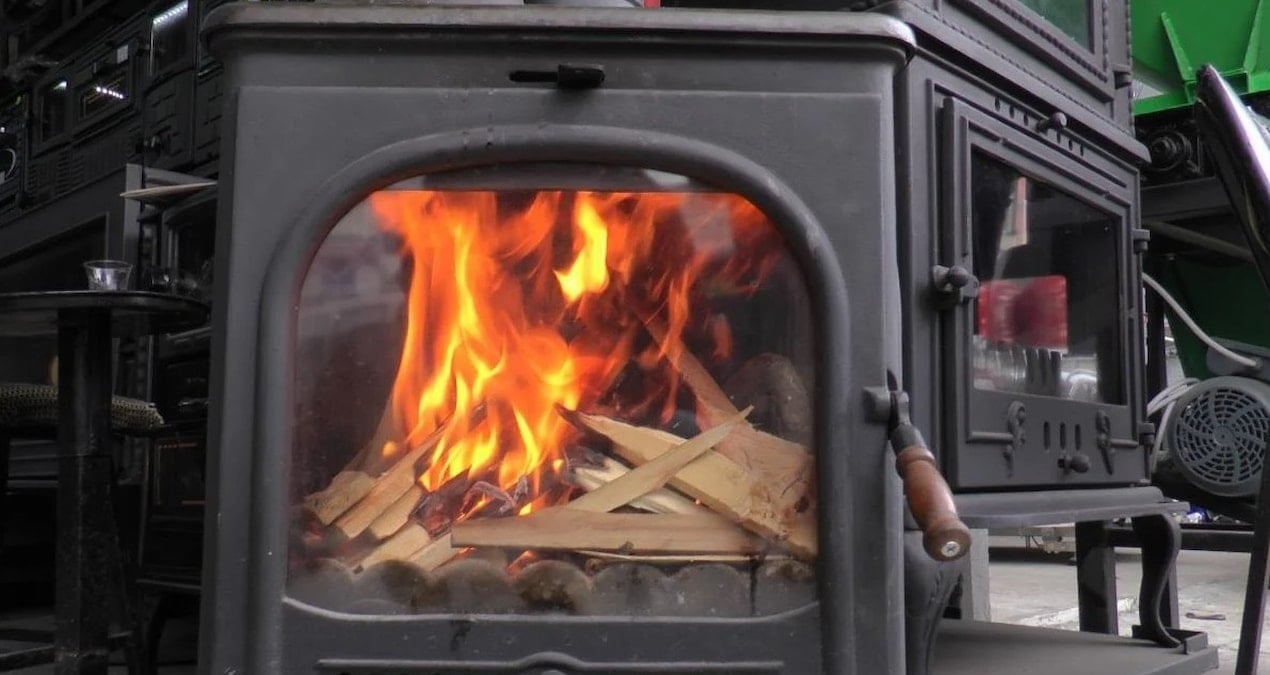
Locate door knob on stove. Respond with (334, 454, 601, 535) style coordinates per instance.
(1057, 452, 1091, 474)
(930, 264, 979, 307)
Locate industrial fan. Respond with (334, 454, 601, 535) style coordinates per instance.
(1162, 376, 1270, 499)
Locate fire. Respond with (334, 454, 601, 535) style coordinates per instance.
(368, 186, 781, 519)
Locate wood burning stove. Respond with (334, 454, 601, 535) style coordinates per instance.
(203, 5, 914, 673)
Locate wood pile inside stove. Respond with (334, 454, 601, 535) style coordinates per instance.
(291, 326, 817, 617)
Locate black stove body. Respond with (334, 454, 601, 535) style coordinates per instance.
(204, 6, 913, 674)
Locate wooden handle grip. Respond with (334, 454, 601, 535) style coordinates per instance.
(896, 445, 971, 562)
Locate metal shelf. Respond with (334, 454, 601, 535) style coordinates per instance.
(934, 621, 1218, 675)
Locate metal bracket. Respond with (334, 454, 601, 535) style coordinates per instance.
(863, 385, 894, 424)
(1096, 410, 1114, 474)
(1137, 421, 1157, 450)
(930, 265, 980, 309)
(1005, 401, 1026, 477)
(1131, 228, 1152, 254)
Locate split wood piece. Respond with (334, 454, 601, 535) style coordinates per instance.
(408, 532, 462, 572)
(301, 471, 374, 526)
(566, 410, 816, 559)
(568, 456, 707, 516)
(565, 406, 751, 514)
(357, 523, 431, 571)
(643, 319, 812, 498)
(367, 485, 426, 541)
(332, 421, 450, 541)
(409, 413, 748, 572)
(451, 510, 764, 555)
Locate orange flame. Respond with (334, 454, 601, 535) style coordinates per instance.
(368, 187, 781, 515)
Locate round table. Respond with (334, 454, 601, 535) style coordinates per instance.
(0, 291, 207, 674)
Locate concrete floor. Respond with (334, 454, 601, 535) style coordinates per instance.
(989, 542, 1270, 674)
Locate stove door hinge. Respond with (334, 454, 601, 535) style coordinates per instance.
(1113, 64, 1134, 89)
(1096, 410, 1115, 474)
(1132, 228, 1151, 254)
(1005, 401, 1025, 477)
(1138, 421, 1157, 449)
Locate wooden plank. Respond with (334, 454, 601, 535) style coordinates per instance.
(451, 510, 764, 555)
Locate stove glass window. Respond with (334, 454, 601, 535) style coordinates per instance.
(288, 165, 818, 618)
(1018, 0, 1091, 48)
(970, 151, 1123, 404)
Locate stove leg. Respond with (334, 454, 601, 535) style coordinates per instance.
(1131, 514, 1181, 647)
(56, 315, 113, 675)
(1076, 520, 1117, 634)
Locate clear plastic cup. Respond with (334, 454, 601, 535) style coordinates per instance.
(83, 260, 133, 291)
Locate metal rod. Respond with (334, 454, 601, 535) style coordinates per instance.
(1142, 218, 1255, 263)
(1234, 425, 1270, 674)
(55, 311, 114, 675)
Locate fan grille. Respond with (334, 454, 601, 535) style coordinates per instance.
(1173, 385, 1268, 495)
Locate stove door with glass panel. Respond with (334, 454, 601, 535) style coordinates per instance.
(289, 164, 818, 619)
(939, 98, 1145, 489)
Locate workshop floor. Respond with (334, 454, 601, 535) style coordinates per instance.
(990, 543, 1270, 674)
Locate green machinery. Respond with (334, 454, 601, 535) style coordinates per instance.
(1133, 0, 1270, 505)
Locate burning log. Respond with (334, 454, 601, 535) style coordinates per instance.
(567, 455, 706, 516)
(513, 560, 593, 613)
(451, 510, 764, 555)
(331, 421, 450, 541)
(420, 473, 471, 536)
(357, 522, 431, 571)
(563, 410, 816, 559)
(301, 471, 374, 526)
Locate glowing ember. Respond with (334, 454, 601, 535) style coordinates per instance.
(368, 187, 781, 520)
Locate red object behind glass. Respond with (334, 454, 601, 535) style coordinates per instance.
(977, 275, 1068, 350)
